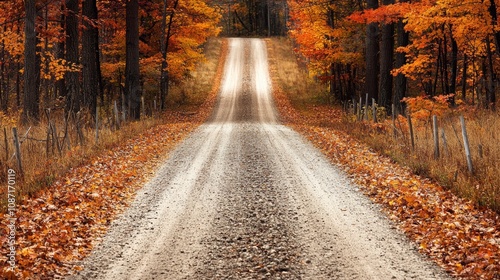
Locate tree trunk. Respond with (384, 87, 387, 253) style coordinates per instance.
(22, 0, 40, 124)
(394, 0, 409, 113)
(487, 0, 498, 108)
(489, 0, 500, 54)
(65, 0, 80, 114)
(125, 0, 141, 120)
(160, 0, 179, 111)
(160, 0, 167, 110)
(56, 2, 66, 101)
(365, 0, 379, 101)
(462, 54, 467, 101)
(449, 31, 458, 105)
(378, 0, 394, 109)
(82, 0, 100, 117)
(485, 37, 496, 109)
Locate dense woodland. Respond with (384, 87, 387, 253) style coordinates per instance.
(288, 0, 500, 113)
(0, 0, 221, 124)
(2, 0, 500, 127)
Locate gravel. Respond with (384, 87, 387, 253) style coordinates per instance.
(68, 38, 450, 280)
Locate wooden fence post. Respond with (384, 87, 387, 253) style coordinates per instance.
(121, 93, 126, 122)
(372, 98, 377, 123)
(114, 100, 120, 129)
(63, 114, 71, 150)
(76, 111, 84, 146)
(392, 104, 397, 137)
(356, 97, 361, 121)
(45, 109, 52, 156)
(432, 115, 440, 158)
(12, 128, 23, 176)
(353, 98, 357, 116)
(460, 115, 473, 173)
(407, 113, 415, 150)
(51, 122, 62, 156)
(364, 93, 369, 121)
(46, 123, 52, 157)
(154, 99, 157, 115)
(141, 96, 145, 117)
(95, 108, 99, 144)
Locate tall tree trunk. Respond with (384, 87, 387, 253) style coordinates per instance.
(462, 54, 467, 101)
(22, 0, 40, 124)
(56, 2, 67, 101)
(441, 33, 449, 95)
(82, 0, 100, 117)
(327, 4, 336, 102)
(65, 0, 80, 114)
(487, 0, 498, 108)
(125, 0, 141, 120)
(485, 37, 496, 109)
(394, 0, 409, 113)
(365, 0, 379, 101)
(449, 31, 458, 105)
(160, 0, 167, 110)
(489, 0, 500, 54)
(160, 0, 179, 110)
(378, 0, 394, 109)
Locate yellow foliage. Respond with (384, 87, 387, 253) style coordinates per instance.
(40, 51, 80, 81)
(0, 111, 19, 127)
(403, 94, 454, 124)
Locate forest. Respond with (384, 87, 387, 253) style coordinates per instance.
(288, 0, 500, 111)
(0, 0, 499, 117)
(5, 0, 500, 121)
(0, 0, 221, 124)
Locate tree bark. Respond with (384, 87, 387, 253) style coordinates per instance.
(56, 2, 67, 101)
(22, 0, 40, 123)
(489, 0, 500, 54)
(378, 0, 394, 109)
(125, 0, 141, 120)
(65, 0, 80, 115)
(394, 8, 409, 113)
(82, 0, 100, 117)
(462, 54, 467, 101)
(365, 0, 379, 101)
(160, 0, 167, 110)
(449, 31, 458, 105)
(160, 0, 179, 111)
(485, 37, 496, 109)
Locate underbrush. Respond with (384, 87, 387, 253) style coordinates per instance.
(339, 108, 500, 212)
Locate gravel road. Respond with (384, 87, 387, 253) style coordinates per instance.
(69, 38, 450, 280)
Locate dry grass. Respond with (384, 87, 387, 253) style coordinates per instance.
(265, 38, 327, 109)
(0, 37, 224, 207)
(168, 37, 223, 108)
(268, 37, 500, 213)
(1, 115, 161, 197)
(336, 99, 500, 212)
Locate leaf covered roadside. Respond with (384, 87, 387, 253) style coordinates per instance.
(267, 51, 500, 279)
(0, 40, 227, 280)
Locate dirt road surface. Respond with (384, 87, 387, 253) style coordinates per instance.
(70, 38, 449, 280)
